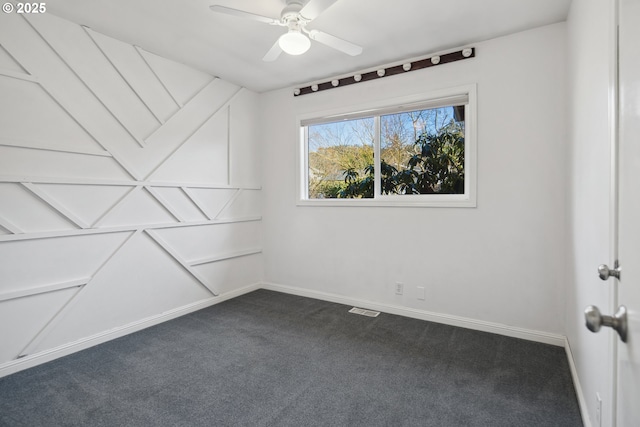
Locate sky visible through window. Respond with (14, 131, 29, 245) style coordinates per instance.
(307, 106, 465, 199)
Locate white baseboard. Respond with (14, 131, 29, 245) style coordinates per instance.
(564, 338, 591, 427)
(262, 283, 593, 419)
(261, 282, 566, 347)
(0, 282, 261, 378)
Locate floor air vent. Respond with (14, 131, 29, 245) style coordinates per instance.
(348, 307, 380, 317)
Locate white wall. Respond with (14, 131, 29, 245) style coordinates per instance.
(0, 7, 619, 423)
(261, 23, 567, 336)
(566, 0, 616, 425)
(0, 12, 262, 374)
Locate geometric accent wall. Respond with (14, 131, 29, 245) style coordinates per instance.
(0, 12, 262, 366)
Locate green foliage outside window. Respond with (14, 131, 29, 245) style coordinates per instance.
(329, 121, 464, 198)
(307, 106, 465, 199)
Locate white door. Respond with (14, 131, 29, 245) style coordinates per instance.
(616, 0, 640, 424)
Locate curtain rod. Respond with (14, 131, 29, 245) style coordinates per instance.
(293, 47, 475, 97)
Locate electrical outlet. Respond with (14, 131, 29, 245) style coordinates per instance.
(595, 393, 602, 427)
(417, 286, 425, 300)
(395, 282, 403, 295)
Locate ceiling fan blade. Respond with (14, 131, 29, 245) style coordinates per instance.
(263, 40, 283, 62)
(209, 5, 280, 25)
(308, 30, 362, 56)
(299, 0, 340, 21)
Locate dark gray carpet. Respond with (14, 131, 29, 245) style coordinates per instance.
(0, 289, 582, 426)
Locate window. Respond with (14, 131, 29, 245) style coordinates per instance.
(298, 85, 476, 207)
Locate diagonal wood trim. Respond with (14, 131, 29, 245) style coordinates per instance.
(0, 278, 88, 302)
(145, 79, 216, 142)
(21, 182, 90, 229)
(23, 16, 147, 149)
(179, 76, 217, 109)
(135, 44, 216, 112)
(83, 27, 164, 128)
(189, 248, 262, 266)
(0, 225, 138, 242)
(0, 213, 24, 234)
(17, 230, 137, 357)
(16, 286, 84, 359)
(144, 186, 185, 222)
(36, 83, 141, 180)
(176, 187, 209, 219)
(146, 88, 243, 180)
(0, 283, 262, 378)
(134, 45, 182, 109)
(0, 137, 112, 157)
(0, 67, 38, 82)
(145, 229, 218, 296)
(181, 187, 214, 220)
(91, 185, 141, 228)
(0, 14, 262, 366)
(0, 41, 30, 75)
(0, 20, 142, 180)
(214, 188, 242, 220)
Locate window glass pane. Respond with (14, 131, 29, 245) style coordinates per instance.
(308, 117, 375, 199)
(380, 105, 465, 195)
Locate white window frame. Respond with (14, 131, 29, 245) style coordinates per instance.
(297, 84, 477, 207)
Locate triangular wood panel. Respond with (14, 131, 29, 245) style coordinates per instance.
(0, 183, 75, 232)
(86, 29, 179, 123)
(147, 187, 208, 223)
(98, 188, 177, 227)
(0, 232, 131, 291)
(30, 232, 213, 353)
(183, 188, 237, 219)
(138, 48, 214, 106)
(27, 14, 159, 142)
(150, 107, 229, 184)
(0, 288, 78, 361)
(0, 77, 104, 151)
(34, 184, 132, 227)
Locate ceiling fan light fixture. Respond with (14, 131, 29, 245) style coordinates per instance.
(278, 30, 311, 55)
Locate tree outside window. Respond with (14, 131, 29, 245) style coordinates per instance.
(307, 105, 465, 199)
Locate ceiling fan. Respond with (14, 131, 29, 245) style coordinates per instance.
(209, 0, 363, 61)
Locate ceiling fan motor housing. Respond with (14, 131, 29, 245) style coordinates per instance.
(281, 1, 305, 23)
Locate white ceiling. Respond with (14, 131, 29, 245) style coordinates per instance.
(48, 0, 572, 93)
